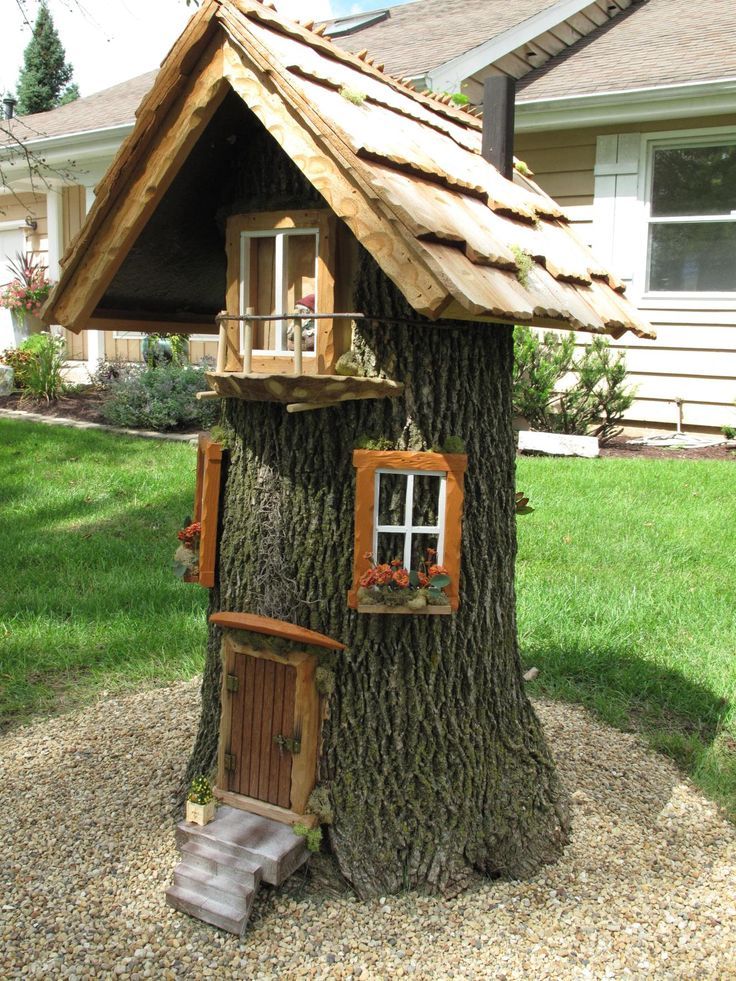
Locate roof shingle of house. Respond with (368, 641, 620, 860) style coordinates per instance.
(1, 72, 156, 147)
(328, 0, 558, 79)
(518, 0, 736, 100)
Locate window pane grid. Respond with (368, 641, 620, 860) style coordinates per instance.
(373, 469, 446, 568)
(239, 227, 319, 355)
(647, 139, 736, 294)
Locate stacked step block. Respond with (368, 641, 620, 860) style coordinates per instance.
(166, 806, 309, 935)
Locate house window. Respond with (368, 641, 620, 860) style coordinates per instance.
(349, 449, 467, 611)
(647, 141, 736, 293)
(226, 210, 336, 373)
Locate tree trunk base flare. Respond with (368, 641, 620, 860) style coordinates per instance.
(187, 250, 570, 898)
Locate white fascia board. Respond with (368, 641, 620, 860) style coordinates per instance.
(0, 123, 132, 173)
(425, 0, 593, 93)
(515, 78, 736, 131)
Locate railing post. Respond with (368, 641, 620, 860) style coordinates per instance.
(216, 313, 227, 373)
(293, 314, 303, 375)
(243, 306, 254, 374)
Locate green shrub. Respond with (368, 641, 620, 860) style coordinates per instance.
(20, 332, 67, 401)
(101, 361, 218, 431)
(1, 347, 34, 388)
(513, 327, 634, 442)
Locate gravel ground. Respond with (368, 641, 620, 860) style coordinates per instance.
(2, 681, 734, 980)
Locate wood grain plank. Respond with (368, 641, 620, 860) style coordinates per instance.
(258, 658, 276, 802)
(277, 665, 296, 809)
(239, 653, 256, 797)
(248, 657, 265, 798)
(229, 651, 247, 794)
(268, 661, 286, 805)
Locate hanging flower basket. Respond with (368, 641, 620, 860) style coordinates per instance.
(355, 549, 453, 615)
(0, 252, 52, 345)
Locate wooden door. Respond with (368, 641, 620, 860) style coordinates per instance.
(226, 652, 297, 809)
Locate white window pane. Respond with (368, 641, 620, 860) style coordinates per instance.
(378, 472, 407, 526)
(412, 474, 441, 526)
(651, 145, 736, 218)
(376, 531, 405, 566)
(648, 222, 736, 292)
(410, 533, 440, 571)
(245, 235, 277, 349)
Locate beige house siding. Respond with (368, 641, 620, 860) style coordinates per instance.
(0, 191, 48, 260)
(515, 114, 736, 434)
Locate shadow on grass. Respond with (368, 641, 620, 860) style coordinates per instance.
(522, 641, 735, 818)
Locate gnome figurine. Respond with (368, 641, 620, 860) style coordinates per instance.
(287, 293, 316, 352)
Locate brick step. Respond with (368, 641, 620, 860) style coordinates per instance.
(165, 883, 255, 936)
(174, 861, 258, 905)
(180, 839, 262, 889)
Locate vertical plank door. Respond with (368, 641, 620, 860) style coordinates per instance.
(228, 653, 296, 809)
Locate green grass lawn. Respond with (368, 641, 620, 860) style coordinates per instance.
(516, 454, 736, 819)
(0, 420, 207, 727)
(1, 419, 734, 818)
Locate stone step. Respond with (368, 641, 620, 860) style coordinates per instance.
(174, 861, 257, 905)
(165, 883, 254, 936)
(180, 839, 262, 889)
(176, 806, 308, 885)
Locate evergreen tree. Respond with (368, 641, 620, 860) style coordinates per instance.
(15, 2, 78, 115)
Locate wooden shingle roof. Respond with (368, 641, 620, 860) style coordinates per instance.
(46, 0, 652, 340)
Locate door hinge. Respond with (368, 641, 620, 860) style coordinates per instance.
(274, 734, 301, 755)
(224, 751, 237, 772)
(226, 673, 239, 693)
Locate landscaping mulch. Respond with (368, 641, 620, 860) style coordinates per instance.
(0, 390, 109, 425)
(2, 681, 734, 979)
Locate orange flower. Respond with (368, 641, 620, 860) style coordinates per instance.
(363, 551, 374, 561)
(418, 572, 429, 587)
(390, 558, 402, 567)
(429, 564, 448, 578)
(426, 547, 437, 558)
(392, 569, 409, 588)
(360, 570, 376, 587)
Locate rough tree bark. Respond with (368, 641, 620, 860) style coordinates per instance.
(187, 250, 570, 898)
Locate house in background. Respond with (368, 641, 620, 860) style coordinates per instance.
(2, 0, 735, 432)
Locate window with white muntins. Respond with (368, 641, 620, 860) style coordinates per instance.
(373, 469, 447, 569)
(646, 139, 736, 294)
(593, 127, 736, 304)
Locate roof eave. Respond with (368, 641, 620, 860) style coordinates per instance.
(515, 77, 736, 132)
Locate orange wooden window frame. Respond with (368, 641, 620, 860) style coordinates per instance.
(192, 433, 224, 588)
(348, 450, 468, 611)
(225, 209, 337, 375)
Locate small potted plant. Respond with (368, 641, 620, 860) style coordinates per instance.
(186, 774, 216, 826)
(0, 252, 52, 346)
(356, 548, 452, 613)
(173, 519, 201, 582)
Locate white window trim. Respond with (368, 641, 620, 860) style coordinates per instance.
(634, 124, 736, 308)
(238, 227, 319, 356)
(373, 468, 447, 569)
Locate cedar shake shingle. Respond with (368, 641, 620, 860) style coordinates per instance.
(518, 0, 736, 99)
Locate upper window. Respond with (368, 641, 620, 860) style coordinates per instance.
(240, 227, 318, 355)
(647, 141, 736, 293)
(226, 210, 335, 373)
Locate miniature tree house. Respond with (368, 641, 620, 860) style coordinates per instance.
(210, 611, 345, 826)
